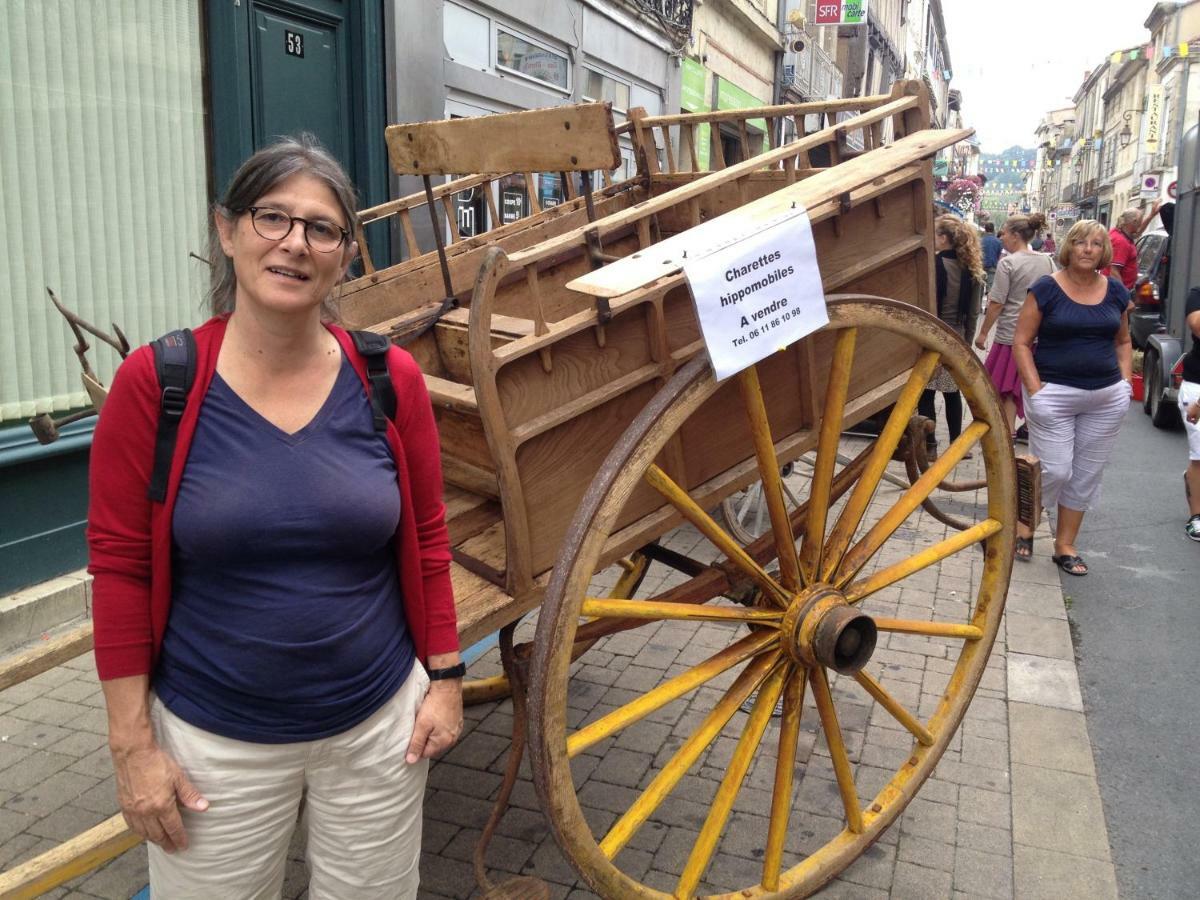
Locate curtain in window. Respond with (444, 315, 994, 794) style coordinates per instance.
(0, 1, 207, 421)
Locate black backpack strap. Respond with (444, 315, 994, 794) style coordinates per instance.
(147, 329, 196, 503)
(349, 330, 396, 431)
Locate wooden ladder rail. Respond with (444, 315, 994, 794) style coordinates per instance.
(504, 90, 925, 274)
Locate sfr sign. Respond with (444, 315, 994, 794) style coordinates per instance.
(815, 0, 867, 24)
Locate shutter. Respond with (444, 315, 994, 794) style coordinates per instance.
(0, 0, 208, 421)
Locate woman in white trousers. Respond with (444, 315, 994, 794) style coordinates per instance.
(1011, 220, 1134, 575)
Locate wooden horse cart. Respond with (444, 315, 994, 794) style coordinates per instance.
(3, 81, 1021, 899)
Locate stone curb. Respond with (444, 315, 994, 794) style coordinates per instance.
(1005, 520, 1118, 899)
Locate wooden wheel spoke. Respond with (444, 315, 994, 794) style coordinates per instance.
(836, 421, 989, 584)
(762, 666, 807, 890)
(844, 518, 1003, 602)
(853, 670, 934, 746)
(567, 631, 778, 758)
(677, 663, 788, 899)
(810, 666, 864, 833)
(819, 350, 941, 582)
(799, 328, 857, 583)
(579, 598, 784, 624)
(598, 651, 780, 860)
(645, 464, 788, 606)
(873, 618, 983, 641)
(737, 367, 802, 591)
(842, 518, 1002, 601)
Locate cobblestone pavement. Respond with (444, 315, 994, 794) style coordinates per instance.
(0, 427, 1118, 899)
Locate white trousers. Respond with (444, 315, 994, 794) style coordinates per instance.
(148, 664, 430, 900)
(1023, 379, 1130, 512)
(1179, 380, 1200, 460)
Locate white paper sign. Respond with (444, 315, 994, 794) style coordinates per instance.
(682, 208, 827, 381)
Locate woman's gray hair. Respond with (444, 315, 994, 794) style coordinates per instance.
(206, 133, 359, 317)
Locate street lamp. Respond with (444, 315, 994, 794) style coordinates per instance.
(1119, 109, 1143, 149)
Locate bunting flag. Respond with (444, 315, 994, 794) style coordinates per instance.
(1116, 41, 1198, 62)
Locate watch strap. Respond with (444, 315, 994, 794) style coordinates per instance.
(426, 662, 466, 681)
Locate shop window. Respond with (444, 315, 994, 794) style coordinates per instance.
(583, 67, 630, 113)
(537, 172, 567, 208)
(496, 28, 568, 90)
(444, 2, 490, 70)
(497, 174, 530, 224)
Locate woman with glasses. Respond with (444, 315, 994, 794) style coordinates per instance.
(87, 134, 460, 898)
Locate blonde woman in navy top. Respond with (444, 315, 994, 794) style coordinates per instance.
(1011, 220, 1134, 575)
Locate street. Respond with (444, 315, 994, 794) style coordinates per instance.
(1065, 401, 1200, 898)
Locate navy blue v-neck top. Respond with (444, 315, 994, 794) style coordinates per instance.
(156, 355, 415, 743)
(1030, 275, 1129, 391)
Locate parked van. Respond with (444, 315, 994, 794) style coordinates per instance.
(1144, 123, 1200, 429)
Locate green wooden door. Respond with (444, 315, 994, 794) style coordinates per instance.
(207, 0, 389, 263)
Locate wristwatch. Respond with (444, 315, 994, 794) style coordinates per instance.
(427, 662, 466, 681)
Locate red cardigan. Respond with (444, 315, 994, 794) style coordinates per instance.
(86, 316, 458, 680)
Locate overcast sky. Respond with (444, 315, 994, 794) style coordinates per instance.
(941, 0, 1157, 153)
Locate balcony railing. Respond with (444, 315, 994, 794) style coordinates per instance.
(782, 38, 839, 100)
(630, 0, 693, 33)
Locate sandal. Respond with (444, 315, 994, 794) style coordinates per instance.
(1052, 554, 1088, 576)
(1014, 536, 1033, 562)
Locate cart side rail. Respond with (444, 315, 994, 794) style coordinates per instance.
(629, 81, 929, 176)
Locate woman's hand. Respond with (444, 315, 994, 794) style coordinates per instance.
(111, 741, 208, 853)
(1187, 400, 1200, 425)
(974, 334, 987, 351)
(406, 680, 463, 764)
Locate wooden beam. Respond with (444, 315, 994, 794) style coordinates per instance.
(0, 621, 93, 693)
(385, 103, 620, 176)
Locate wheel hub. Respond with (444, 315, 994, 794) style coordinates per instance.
(780, 584, 878, 674)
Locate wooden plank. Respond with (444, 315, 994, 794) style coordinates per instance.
(425, 374, 478, 414)
(443, 486, 503, 546)
(0, 814, 139, 900)
(359, 173, 492, 224)
(564, 129, 966, 298)
(635, 92, 895, 129)
(441, 455, 499, 499)
(385, 103, 620, 176)
(0, 622, 93, 693)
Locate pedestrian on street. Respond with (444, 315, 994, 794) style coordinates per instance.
(1178, 287, 1200, 541)
(87, 135, 462, 898)
(1042, 232, 1057, 255)
(1102, 208, 1141, 291)
(920, 215, 983, 459)
(975, 212, 1056, 433)
(981, 221, 1002, 292)
(1011, 220, 1135, 574)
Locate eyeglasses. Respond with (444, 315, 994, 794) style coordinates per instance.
(246, 207, 349, 253)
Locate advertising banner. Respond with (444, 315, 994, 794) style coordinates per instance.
(1145, 85, 1164, 154)
(814, 1, 868, 25)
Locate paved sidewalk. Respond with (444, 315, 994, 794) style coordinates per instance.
(0, 435, 1119, 899)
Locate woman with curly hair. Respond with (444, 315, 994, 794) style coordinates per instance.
(920, 215, 984, 458)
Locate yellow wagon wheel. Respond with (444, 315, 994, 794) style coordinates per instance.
(528, 298, 1015, 898)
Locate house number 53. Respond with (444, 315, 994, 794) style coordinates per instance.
(285, 31, 304, 58)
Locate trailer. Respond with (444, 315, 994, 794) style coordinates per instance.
(6, 81, 1021, 899)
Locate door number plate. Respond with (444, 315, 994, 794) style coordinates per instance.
(285, 30, 304, 58)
